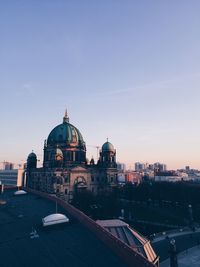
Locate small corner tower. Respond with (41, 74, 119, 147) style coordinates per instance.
(99, 140, 117, 168)
(27, 151, 37, 169)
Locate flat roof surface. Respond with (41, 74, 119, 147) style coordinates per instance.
(0, 190, 128, 267)
(161, 245, 200, 267)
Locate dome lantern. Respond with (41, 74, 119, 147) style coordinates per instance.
(99, 140, 116, 168)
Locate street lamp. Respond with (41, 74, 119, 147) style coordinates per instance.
(188, 204, 194, 227)
(169, 239, 178, 267)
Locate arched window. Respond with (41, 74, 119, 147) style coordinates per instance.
(57, 177, 63, 185)
(64, 174, 70, 183)
(74, 176, 87, 188)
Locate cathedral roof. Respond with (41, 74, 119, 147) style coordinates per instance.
(102, 141, 115, 152)
(28, 152, 37, 158)
(47, 110, 85, 147)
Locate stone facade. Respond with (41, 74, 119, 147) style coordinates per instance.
(26, 111, 118, 201)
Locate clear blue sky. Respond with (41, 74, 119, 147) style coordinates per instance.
(0, 1, 200, 170)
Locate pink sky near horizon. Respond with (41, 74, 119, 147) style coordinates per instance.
(0, 1, 200, 170)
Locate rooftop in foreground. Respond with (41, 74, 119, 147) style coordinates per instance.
(96, 219, 158, 265)
(0, 189, 128, 267)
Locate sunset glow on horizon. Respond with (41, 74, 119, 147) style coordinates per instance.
(0, 1, 200, 170)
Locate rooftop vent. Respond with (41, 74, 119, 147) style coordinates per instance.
(14, 190, 27, 195)
(42, 213, 69, 227)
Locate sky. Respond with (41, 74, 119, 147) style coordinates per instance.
(0, 0, 200, 170)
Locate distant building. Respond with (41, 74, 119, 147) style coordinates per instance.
(185, 166, 190, 171)
(0, 168, 24, 186)
(154, 171, 179, 182)
(135, 162, 167, 172)
(117, 172, 125, 183)
(124, 170, 142, 184)
(177, 169, 200, 181)
(153, 162, 167, 172)
(148, 164, 154, 171)
(117, 162, 126, 172)
(135, 162, 145, 172)
(3, 161, 14, 170)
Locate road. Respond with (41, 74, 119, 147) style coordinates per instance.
(152, 231, 200, 262)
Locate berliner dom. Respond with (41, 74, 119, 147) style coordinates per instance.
(26, 110, 118, 201)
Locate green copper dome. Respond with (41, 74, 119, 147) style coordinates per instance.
(102, 141, 114, 151)
(47, 111, 85, 147)
(27, 151, 37, 169)
(28, 151, 37, 158)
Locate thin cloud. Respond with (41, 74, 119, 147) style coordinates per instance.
(95, 72, 200, 97)
(16, 82, 36, 96)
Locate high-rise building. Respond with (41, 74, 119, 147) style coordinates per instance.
(134, 162, 167, 172)
(117, 162, 126, 172)
(3, 162, 14, 170)
(135, 162, 145, 171)
(0, 168, 24, 186)
(185, 166, 190, 171)
(154, 162, 167, 172)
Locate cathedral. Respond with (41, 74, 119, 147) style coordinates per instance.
(26, 111, 118, 201)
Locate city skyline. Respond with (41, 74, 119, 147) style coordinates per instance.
(1, 1, 200, 170)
